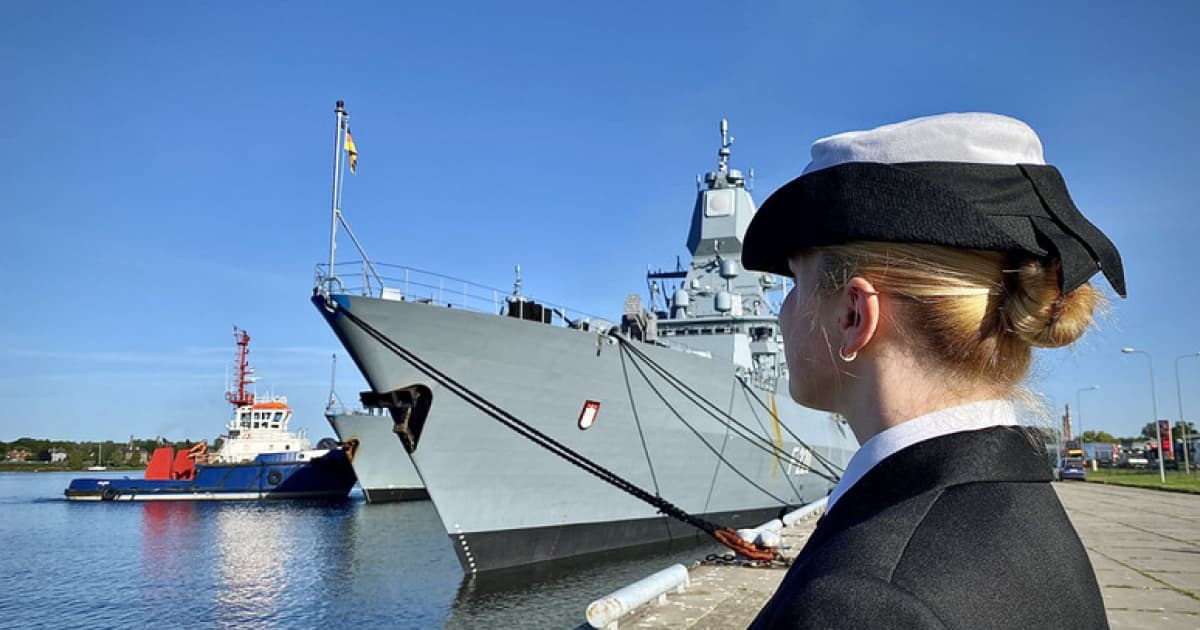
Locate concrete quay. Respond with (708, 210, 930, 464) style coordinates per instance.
(607, 483, 1200, 629)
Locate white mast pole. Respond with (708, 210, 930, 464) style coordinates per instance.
(328, 353, 338, 411)
(328, 101, 347, 288)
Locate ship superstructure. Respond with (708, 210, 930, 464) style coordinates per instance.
(642, 120, 787, 383)
(214, 328, 310, 463)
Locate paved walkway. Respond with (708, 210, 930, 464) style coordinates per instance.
(613, 483, 1200, 629)
(1058, 482, 1200, 628)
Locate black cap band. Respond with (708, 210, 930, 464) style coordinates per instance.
(741, 161, 1126, 297)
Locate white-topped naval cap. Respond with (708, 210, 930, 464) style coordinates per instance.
(802, 112, 1046, 174)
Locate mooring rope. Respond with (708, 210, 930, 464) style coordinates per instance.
(326, 298, 777, 561)
(734, 376, 846, 481)
(618, 342, 798, 506)
(616, 335, 843, 485)
(617, 346, 662, 498)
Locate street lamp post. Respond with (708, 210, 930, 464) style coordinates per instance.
(1123, 348, 1166, 483)
(1175, 353, 1200, 476)
(1077, 385, 1100, 465)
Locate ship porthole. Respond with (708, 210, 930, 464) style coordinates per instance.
(267, 470, 283, 485)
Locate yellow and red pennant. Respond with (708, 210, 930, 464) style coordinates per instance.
(345, 128, 358, 174)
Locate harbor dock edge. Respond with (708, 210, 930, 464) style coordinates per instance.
(583, 483, 1200, 629)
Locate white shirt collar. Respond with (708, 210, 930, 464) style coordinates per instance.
(826, 399, 1019, 512)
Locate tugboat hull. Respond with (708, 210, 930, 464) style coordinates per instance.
(64, 449, 356, 501)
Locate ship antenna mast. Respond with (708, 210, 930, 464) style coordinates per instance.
(718, 118, 733, 174)
(225, 326, 255, 408)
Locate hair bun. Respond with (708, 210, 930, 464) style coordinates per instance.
(1001, 259, 1098, 348)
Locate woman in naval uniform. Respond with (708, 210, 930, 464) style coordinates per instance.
(741, 113, 1120, 629)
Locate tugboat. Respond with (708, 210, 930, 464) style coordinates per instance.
(65, 328, 357, 501)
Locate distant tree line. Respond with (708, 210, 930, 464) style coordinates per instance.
(0, 437, 175, 469)
(1137, 421, 1197, 442)
(1013, 422, 1197, 448)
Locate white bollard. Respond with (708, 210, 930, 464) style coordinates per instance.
(740, 497, 829, 548)
(781, 497, 828, 528)
(585, 563, 690, 629)
(583, 499, 829, 629)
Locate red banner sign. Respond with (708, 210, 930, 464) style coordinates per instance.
(1158, 420, 1175, 461)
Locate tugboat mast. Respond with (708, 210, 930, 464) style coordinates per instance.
(225, 327, 256, 408)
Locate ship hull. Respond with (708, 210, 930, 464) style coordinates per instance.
(64, 449, 357, 501)
(327, 412, 428, 503)
(316, 294, 855, 573)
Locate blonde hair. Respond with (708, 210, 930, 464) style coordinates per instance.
(815, 243, 1100, 390)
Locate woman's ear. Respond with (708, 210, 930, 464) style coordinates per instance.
(839, 276, 879, 359)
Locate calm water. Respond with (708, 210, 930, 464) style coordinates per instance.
(0, 472, 723, 629)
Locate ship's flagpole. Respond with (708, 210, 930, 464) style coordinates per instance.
(328, 100, 347, 289)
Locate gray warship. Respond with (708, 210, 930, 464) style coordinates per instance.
(313, 103, 856, 573)
(327, 407, 428, 503)
(324, 354, 427, 503)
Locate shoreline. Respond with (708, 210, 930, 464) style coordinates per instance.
(602, 483, 1200, 628)
(0, 466, 143, 473)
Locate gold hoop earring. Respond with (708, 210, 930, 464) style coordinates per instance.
(839, 347, 857, 362)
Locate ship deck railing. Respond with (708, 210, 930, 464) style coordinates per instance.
(316, 261, 607, 329)
(315, 262, 776, 362)
(325, 403, 388, 417)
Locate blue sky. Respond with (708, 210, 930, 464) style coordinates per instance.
(1, 1, 1197, 442)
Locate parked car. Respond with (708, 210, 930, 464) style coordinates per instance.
(1059, 457, 1087, 481)
(1119, 449, 1149, 469)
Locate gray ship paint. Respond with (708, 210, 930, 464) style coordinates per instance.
(327, 411, 428, 503)
(314, 119, 858, 573)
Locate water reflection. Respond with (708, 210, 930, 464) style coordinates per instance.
(213, 503, 292, 624)
(446, 537, 723, 628)
(316, 500, 462, 628)
(211, 500, 358, 627)
(140, 501, 199, 611)
(141, 501, 198, 560)
(6, 475, 732, 629)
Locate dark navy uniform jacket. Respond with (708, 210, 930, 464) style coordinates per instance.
(750, 426, 1107, 629)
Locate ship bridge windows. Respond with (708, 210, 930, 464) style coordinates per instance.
(753, 326, 775, 341)
(679, 326, 738, 336)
